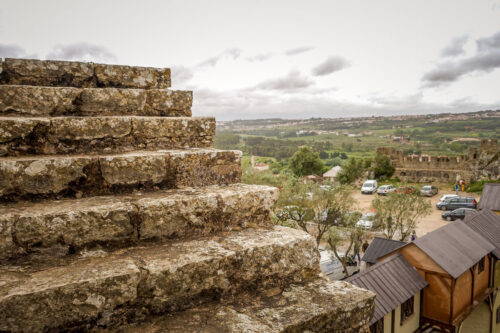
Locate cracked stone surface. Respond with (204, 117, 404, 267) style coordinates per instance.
(0, 149, 242, 201)
(107, 279, 375, 333)
(0, 184, 278, 261)
(0, 227, 320, 332)
(0, 58, 171, 88)
(0, 116, 214, 156)
(0, 86, 192, 117)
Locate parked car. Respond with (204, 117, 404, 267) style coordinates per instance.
(441, 208, 477, 221)
(376, 185, 396, 195)
(361, 180, 378, 194)
(396, 186, 416, 194)
(436, 196, 478, 211)
(439, 194, 458, 202)
(421, 185, 439, 197)
(356, 212, 376, 229)
(319, 248, 359, 281)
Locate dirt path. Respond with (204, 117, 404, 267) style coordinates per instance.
(351, 190, 481, 237)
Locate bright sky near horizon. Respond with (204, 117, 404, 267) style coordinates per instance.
(1, 0, 500, 120)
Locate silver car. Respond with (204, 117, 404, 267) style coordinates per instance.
(376, 185, 396, 195)
(421, 185, 438, 197)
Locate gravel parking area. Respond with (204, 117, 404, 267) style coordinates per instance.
(351, 190, 481, 237)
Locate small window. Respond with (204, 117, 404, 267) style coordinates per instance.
(497, 307, 500, 323)
(478, 258, 485, 274)
(370, 318, 384, 333)
(401, 296, 415, 324)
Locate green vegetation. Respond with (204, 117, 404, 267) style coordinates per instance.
(289, 147, 324, 177)
(467, 179, 500, 193)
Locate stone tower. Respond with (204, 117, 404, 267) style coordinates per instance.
(0, 58, 374, 332)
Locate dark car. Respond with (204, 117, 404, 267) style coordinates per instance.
(441, 208, 477, 221)
(436, 196, 477, 211)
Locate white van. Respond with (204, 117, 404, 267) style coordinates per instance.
(361, 180, 378, 194)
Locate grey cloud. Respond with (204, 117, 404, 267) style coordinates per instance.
(171, 65, 194, 87)
(252, 70, 314, 91)
(423, 31, 500, 87)
(198, 48, 242, 67)
(245, 52, 274, 62)
(46, 43, 117, 62)
(312, 56, 350, 76)
(0, 43, 37, 59)
(285, 46, 314, 56)
(441, 35, 468, 57)
(477, 31, 500, 51)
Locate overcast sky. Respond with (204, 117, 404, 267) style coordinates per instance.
(1, 0, 500, 120)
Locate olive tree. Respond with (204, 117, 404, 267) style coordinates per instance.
(372, 191, 431, 241)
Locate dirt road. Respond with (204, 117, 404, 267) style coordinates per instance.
(351, 190, 481, 237)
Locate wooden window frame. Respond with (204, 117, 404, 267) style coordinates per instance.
(478, 257, 485, 274)
(370, 317, 384, 333)
(400, 296, 414, 324)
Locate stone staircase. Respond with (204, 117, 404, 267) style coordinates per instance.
(0, 58, 374, 332)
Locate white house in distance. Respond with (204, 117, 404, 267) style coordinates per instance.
(323, 166, 342, 181)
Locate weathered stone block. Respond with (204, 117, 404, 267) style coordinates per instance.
(0, 156, 94, 198)
(0, 58, 94, 87)
(0, 85, 80, 116)
(0, 116, 214, 156)
(0, 227, 319, 332)
(115, 279, 375, 333)
(0, 149, 241, 201)
(99, 152, 167, 185)
(0, 184, 278, 260)
(165, 149, 242, 187)
(0, 117, 49, 144)
(0, 86, 192, 117)
(0, 58, 171, 88)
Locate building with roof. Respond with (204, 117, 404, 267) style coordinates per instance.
(379, 222, 495, 332)
(347, 253, 428, 333)
(323, 166, 342, 181)
(479, 183, 500, 214)
(362, 237, 407, 268)
(461, 210, 500, 333)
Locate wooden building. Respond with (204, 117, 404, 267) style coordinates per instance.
(362, 237, 407, 268)
(461, 210, 500, 332)
(347, 253, 428, 333)
(379, 222, 495, 332)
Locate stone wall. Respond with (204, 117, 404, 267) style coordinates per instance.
(377, 139, 499, 183)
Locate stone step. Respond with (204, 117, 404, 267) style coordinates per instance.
(0, 149, 241, 201)
(0, 184, 278, 261)
(0, 226, 320, 332)
(0, 58, 171, 89)
(0, 85, 191, 117)
(0, 116, 214, 156)
(106, 279, 375, 333)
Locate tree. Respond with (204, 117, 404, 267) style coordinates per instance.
(274, 180, 314, 231)
(309, 185, 358, 245)
(372, 153, 395, 179)
(372, 192, 432, 241)
(289, 147, 324, 177)
(326, 217, 362, 279)
(337, 158, 364, 184)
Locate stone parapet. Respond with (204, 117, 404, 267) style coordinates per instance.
(0, 227, 319, 332)
(0, 116, 214, 156)
(0, 149, 242, 201)
(0, 58, 171, 88)
(0, 85, 192, 117)
(0, 184, 278, 261)
(111, 279, 375, 333)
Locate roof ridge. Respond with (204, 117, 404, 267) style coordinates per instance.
(348, 253, 402, 282)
